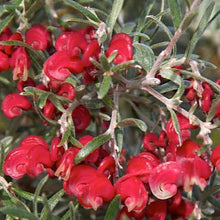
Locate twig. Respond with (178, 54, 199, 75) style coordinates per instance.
(141, 0, 201, 86)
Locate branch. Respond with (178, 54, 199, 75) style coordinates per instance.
(141, 0, 201, 86)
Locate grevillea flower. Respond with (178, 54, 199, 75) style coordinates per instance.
(26, 24, 51, 50)
(50, 136, 65, 162)
(143, 133, 158, 153)
(201, 82, 214, 113)
(165, 113, 197, 146)
(55, 31, 87, 57)
(148, 161, 182, 200)
(44, 51, 83, 81)
(146, 200, 167, 220)
(214, 78, 220, 118)
(56, 83, 75, 100)
(63, 164, 114, 210)
(82, 66, 98, 85)
(55, 147, 79, 180)
(3, 135, 53, 179)
(1, 93, 32, 119)
(211, 144, 220, 171)
(0, 51, 9, 72)
(17, 77, 35, 92)
(82, 40, 100, 67)
(4, 32, 23, 55)
(115, 176, 148, 212)
(43, 101, 56, 122)
(72, 105, 91, 132)
(97, 156, 115, 177)
(10, 47, 31, 81)
(106, 33, 133, 64)
(126, 152, 159, 183)
(0, 27, 12, 51)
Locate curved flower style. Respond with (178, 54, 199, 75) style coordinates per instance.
(106, 33, 133, 64)
(97, 156, 115, 177)
(43, 100, 56, 123)
(0, 51, 9, 72)
(56, 83, 75, 100)
(44, 51, 83, 81)
(55, 147, 79, 180)
(115, 176, 148, 212)
(72, 105, 91, 132)
(1, 93, 32, 119)
(201, 82, 214, 113)
(143, 133, 158, 153)
(126, 152, 159, 183)
(211, 144, 220, 171)
(165, 113, 197, 146)
(3, 135, 53, 179)
(63, 164, 114, 210)
(55, 31, 87, 57)
(146, 200, 167, 220)
(26, 24, 51, 50)
(148, 161, 182, 199)
(17, 77, 35, 92)
(50, 136, 65, 162)
(10, 47, 31, 81)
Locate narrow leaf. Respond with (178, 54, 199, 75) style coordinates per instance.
(100, 54, 110, 71)
(104, 195, 121, 220)
(168, 109, 182, 145)
(0, 13, 14, 33)
(75, 133, 111, 164)
(133, 43, 155, 72)
(65, 17, 98, 27)
(117, 118, 147, 132)
(206, 95, 220, 122)
(33, 175, 49, 217)
(98, 75, 112, 99)
(106, 0, 124, 36)
(111, 60, 134, 72)
(58, 130, 71, 147)
(38, 93, 50, 109)
(40, 194, 51, 220)
(168, 0, 182, 29)
(0, 207, 38, 220)
(61, 209, 71, 220)
(70, 136, 83, 148)
(64, 0, 100, 23)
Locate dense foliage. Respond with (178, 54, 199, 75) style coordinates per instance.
(0, 0, 220, 219)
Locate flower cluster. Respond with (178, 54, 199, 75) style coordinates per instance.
(1, 21, 220, 220)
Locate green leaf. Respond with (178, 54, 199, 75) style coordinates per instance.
(117, 118, 147, 132)
(81, 98, 105, 109)
(168, 0, 182, 29)
(106, 0, 124, 36)
(0, 13, 14, 33)
(0, 207, 38, 220)
(206, 95, 220, 122)
(70, 136, 83, 148)
(33, 175, 49, 217)
(65, 17, 98, 27)
(133, 43, 155, 72)
(38, 93, 50, 109)
(115, 128, 123, 152)
(185, 2, 215, 59)
(75, 133, 111, 164)
(168, 109, 182, 145)
(64, 0, 100, 23)
(121, 22, 136, 34)
(40, 194, 51, 220)
(131, 32, 150, 41)
(151, 41, 169, 49)
(111, 60, 134, 72)
(100, 54, 110, 71)
(98, 75, 112, 99)
(182, 11, 197, 30)
(104, 195, 121, 220)
(61, 209, 71, 220)
(160, 69, 184, 98)
(58, 130, 71, 147)
(12, 187, 43, 203)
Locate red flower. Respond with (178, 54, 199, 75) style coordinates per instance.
(1, 93, 32, 119)
(10, 47, 31, 81)
(44, 51, 83, 81)
(72, 105, 91, 132)
(17, 77, 35, 92)
(0, 51, 9, 72)
(201, 82, 214, 113)
(43, 100, 56, 123)
(126, 152, 159, 183)
(4, 32, 23, 55)
(97, 156, 115, 177)
(56, 83, 75, 100)
(146, 200, 167, 220)
(115, 176, 148, 212)
(50, 136, 65, 162)
(148, 161, 182, 199)
(26, 24, 51, 50)
(211, 144, 220, 171)
(0, 27, 12, 51)
(63, 164, 114, 210)
(165, 113, 197, 146)
(3, 135, 53, 179)
(106, 33, 133, 64)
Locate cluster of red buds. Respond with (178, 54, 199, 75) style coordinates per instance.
(1, 22, 220, 220)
